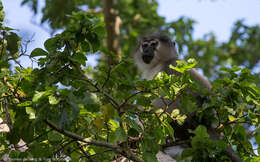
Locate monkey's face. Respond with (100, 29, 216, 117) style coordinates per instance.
(134, 33, 179, 80)
(140, 39, 159, 64)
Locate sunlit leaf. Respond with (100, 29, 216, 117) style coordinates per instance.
(103, 104, 115, 122)
(26, 107, 35, 119)
(93, 117, 104, 130)
(48, 95, 59, 105)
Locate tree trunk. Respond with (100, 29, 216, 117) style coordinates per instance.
(103, 0, 122, 65)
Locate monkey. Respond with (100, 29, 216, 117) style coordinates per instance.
(133, 32, 242, 162)
(134, 32, 211, 114)
(134, 32, 211, 89)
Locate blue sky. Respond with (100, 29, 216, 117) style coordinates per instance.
(2, 0, 260, 67)
(158, 0, 260, 41)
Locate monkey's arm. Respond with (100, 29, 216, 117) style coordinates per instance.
(189, 69, 212, 89)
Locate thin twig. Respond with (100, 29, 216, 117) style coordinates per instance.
(4, 98, 12, 129)
(53, 139, 75, 157)
(71, 62, 119, 109)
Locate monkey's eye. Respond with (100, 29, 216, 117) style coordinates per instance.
(142, 43, 148, 49)
(151, 41, 158, 47)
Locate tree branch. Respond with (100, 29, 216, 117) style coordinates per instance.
(45, 119, 144, 162)
(45, 119, 118, 149)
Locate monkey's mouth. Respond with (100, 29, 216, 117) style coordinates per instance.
(142, 55, 153, 64)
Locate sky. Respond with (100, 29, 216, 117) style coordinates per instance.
(158, 0, 260, 41)
(2, 0, 260, 67)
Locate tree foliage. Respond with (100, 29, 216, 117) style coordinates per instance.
(0, 0, 260, 161)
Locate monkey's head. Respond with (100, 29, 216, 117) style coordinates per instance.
(140, 38, 159, 64)
(135, 33, 177, 64)
(134, 33, 178, 79)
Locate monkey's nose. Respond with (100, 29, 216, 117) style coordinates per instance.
(143, 46, 154, 54)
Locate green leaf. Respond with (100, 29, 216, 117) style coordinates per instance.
(48, 132, 63, 142)
(32, 91, 46, 102)
(81, 41, 90, 52)
(176, 114, 187, 125)
(128, 128, 139, 137)
(164, 121, 174, 138)
(215, 140, 227, 151)
(32, 90, 52, 102)
(17, 101, 32, 107)
(125, 117, 143, 133)
(169, 59, 196, 73)
(115, 127, 127, 142)
(219, 67, 233, 73)
(180, 95, 197, 114)
(182, 148, 193, 158)
(93, 117, 104, 130)
(6, 32, 21, 56)
(30, 143, 51, 157)
(187, 58, 196, 65)
(0, 1, 4, 22)
(171, 109, 180, 118)
(110, 127, 127, 143)
(256, 133, 260, 146)
(143, 152, 157, 162)
(44, 37, 57, 51)
(25, 107, 35, 119)
(103, 104, 115, 122)
(30, 48, 48, 58)
(70, 152, 81, 161)
(48, 95, 59, 105)
(234, 125, 246, 140)
(231, 66, 241, 72)
(228, 115, 237, 122)
(193, 125, 209, 138)
(69, 52, 87, 66)
(93, 25, 106, 36)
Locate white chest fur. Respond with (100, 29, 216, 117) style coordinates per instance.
(140, 63, 164, 80)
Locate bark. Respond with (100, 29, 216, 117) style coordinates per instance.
(103, 0, 122, 65)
